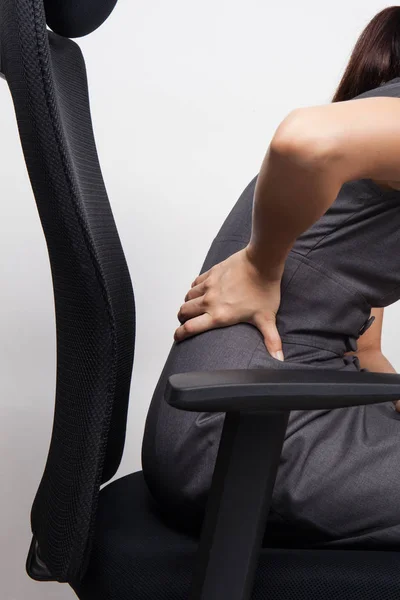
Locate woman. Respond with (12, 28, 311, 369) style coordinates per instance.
(142, 6, 400, 549)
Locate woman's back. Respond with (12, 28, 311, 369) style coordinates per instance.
(278, 170, 400, 362)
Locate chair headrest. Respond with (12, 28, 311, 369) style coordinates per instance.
(44, 0, 118, 38)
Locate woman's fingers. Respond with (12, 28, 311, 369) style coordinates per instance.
(174, 312, 215, 342)
(184, 281, 208, 302)
(174, 250, 285, 350)
(177, 296, 205, 323)
(191, 270, 211, 287)
(252, 313, 284, 361)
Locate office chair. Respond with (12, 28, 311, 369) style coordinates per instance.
(2, 0, 400, 598)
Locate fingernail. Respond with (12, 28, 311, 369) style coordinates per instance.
(272, 350, 284, 361)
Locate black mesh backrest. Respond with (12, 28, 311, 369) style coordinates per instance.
(0, 0, 135, 584)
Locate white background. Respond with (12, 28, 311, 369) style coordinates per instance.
(1, 1, 399, 598)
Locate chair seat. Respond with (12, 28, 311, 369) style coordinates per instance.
(73, 471, 400, 600)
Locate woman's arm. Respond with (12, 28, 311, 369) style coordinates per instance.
(174, 97, 400, 354)
(344, 307, 400, 411)
(247, 97, 400, 276)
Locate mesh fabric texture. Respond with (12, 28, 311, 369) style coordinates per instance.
(0, 0, 135, 583)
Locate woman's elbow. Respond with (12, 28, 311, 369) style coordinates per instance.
(270, 109, 340, 169)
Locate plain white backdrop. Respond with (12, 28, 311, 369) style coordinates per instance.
(1, 1, 399, 598)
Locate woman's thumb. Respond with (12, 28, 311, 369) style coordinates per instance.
(255, 316, 284, 361)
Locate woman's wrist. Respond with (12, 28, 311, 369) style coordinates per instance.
(245, 242, 287, 281)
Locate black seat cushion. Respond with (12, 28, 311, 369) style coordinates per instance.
(73, 471, 400, 599)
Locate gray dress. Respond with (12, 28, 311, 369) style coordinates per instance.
(141, 76, 400, 550)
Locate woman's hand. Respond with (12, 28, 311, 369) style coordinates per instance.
(174, 246, 285, 361)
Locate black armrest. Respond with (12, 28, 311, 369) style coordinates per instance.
(166, 368, 400, 412)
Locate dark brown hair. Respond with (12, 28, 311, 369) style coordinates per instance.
(331, 6, 400, 102)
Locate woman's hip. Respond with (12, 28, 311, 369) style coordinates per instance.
(141, 322, 354, 522)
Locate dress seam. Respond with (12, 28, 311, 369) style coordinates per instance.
(280, 336, 342, 356)
(376, 282, 400, 304)
(287, 250, 371, 310)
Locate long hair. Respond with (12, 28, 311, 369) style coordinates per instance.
(332, 6, 400, 102)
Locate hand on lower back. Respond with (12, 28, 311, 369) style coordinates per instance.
(174, 246, 285, 361)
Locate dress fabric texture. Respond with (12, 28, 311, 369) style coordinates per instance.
(141, 76, 400, 550)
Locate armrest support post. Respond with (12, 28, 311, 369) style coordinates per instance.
(189, 408, 290, 600)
